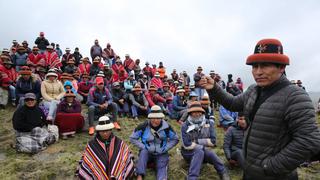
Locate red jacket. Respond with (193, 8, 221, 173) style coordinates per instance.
(123, 58, 135, 71)
(150, 77, 163, 89)
(27, 53, 44, 66)
(44, 51, 61, 69)
(78, 81, 94, 96)
(0, 65, 18, 82)
(78, 63, 91, 75)
(144, 92, 166, 107)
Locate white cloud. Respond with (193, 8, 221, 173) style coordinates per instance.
(0, 0, 320, 91)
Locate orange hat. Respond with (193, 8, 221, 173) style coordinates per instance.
(246, 38, 289, 65)
(188, 101, 205, 114)
(148, 85, 157, 92)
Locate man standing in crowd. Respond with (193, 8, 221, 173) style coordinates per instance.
(34, 32, 50, 54)
(201, 38, 320, 179)
(90, 39, 102, 60)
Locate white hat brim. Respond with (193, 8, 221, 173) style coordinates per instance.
(95, 123, 115, 131)
(148, 113, 165, 119)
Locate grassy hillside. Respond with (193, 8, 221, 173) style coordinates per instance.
(0, 106, 319, 180)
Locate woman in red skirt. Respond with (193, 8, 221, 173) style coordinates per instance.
(56, 90, 84, 139)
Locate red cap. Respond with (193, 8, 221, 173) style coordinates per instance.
(95, 77, 104, 85)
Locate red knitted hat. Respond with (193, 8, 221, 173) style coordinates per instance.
(246, 39, 289, 65)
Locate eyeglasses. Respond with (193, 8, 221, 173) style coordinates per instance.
(25, 98, 35, 102)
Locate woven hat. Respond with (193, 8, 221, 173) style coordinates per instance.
(19, 66, 32, 75)
(95, 116, 114, 131)
(82, 57, 89, 62)
(32, 46, 39, 51)
(2, 59, 13, 65)
(93, 56, 101, 63)
(148, 105, 165, 119)
(17, 46, 25, 51)
(148, 85, 157, 91)
(200, 95, 211, 105)
(24, 93, 36, 100)
(154, 72, 160, 77)
(115, 58, 121, 63)
(188, 101, 205, 114)
(97, 71, 105, 77)
(189, 92, 198, 97)
(2, 48, 10, 53)
(197, 66, 203, 71)
(112, 81, 120, 87)
(65, 48, 71, 51)
(46, 72, 58, 78)
(46, 45, 54, 49)
(64, 90, 76, 97)
(297, 80, 302, 84)
(176, 87, 185, 93)
(163, 82, 170, 87)
(60, 73, 73, 80)
(209, 70, 215, 74)
(67, 58, 75, 64)
(246, 38, 290, 65)
(81, 73, 90, 79)
(132, 84, 142, 91)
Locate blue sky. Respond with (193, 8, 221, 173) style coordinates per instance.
(1, 0, 320, 91)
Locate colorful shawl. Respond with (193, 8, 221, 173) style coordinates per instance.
(44, 51, 61, 69)
(77, 134, 135, 179)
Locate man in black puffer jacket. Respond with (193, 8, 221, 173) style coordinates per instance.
(201, 38, 320, 180)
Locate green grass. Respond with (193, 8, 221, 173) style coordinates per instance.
(0, 106, 319, 180)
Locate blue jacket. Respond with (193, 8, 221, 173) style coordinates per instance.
(130, 120, 179, 155)
(13, 53, 28, 66)
(15, 75, 41, 99)
(219, 105, 237, 128)
(124, 79, 136, 92)
(181, 117, 216, 150)
(172, 95, 187, 111)
(87, 86, 113, 107)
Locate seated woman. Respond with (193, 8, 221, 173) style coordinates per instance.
(40, 69, 65, 122)
(12, 93, 57, 154)
(130, 105, 179, 180)
(15, 66, 41, 107)
(76, 116, 134, 179)
(77, 73, 93, 103)
(63, 80, 83, 102)
(181, 102, 230, 180)
(56, 90, 84, 139)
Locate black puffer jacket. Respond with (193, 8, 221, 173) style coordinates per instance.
(209, 75, 320, 180)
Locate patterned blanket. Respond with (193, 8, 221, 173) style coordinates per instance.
(15, 126, 56, 154)
(77, 134, 135, 179)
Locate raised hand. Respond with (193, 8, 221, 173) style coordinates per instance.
(199, 76, 215, 90)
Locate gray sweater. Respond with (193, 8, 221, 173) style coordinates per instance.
(208, 75, 320, 180)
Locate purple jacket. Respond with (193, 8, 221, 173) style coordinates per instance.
(57, 99, 81, 113)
